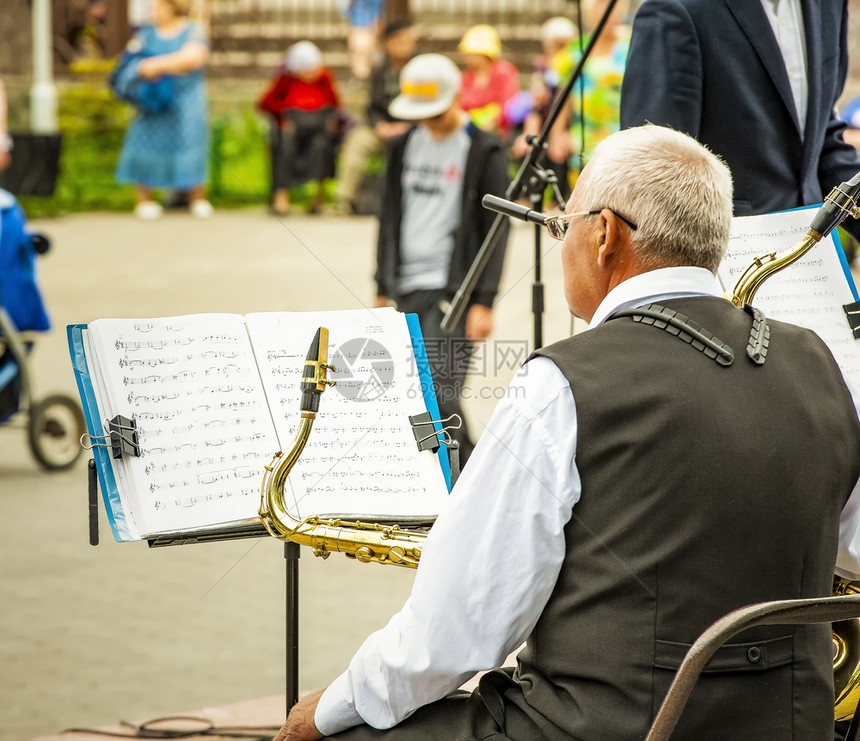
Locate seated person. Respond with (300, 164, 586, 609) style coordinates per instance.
(274, 125, 860, 740)
(258, 41, 342, 215)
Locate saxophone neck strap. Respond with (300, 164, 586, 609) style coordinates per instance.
(611, 302, 770, 367)
(742, 304, 770, 366)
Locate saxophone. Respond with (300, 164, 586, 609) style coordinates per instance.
(728, 172, 860, 721)
(729, 170, 860, 307)
(258, 327, 427, 569)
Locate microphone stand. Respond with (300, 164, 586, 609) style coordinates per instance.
(440, 0, 620, 349)
(524, 149, 566, 349)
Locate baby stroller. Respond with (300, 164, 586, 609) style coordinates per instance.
(0, 188, 84, 470)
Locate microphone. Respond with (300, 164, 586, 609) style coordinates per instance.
(809, 170, 860, 239)
(482, 194, 552, 227)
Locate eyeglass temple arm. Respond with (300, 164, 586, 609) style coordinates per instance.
(482, 194, 551, 227)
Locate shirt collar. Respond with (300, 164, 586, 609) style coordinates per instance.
(588, 266, 724, 329)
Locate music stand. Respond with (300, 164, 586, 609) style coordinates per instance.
(85, 410, 462, 715)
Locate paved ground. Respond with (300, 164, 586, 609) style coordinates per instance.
(0, 205, 573, 741)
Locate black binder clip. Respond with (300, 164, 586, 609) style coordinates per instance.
(81, 414, 140, 459)
(409, 412, 462, 452)
(409, 411, 442, 453)
(843, 301, 860, 339)
(409, 412, 463, 486)
(108, 415, 140, 458)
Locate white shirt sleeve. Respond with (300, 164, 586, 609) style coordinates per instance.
(314, 357, 581, 735)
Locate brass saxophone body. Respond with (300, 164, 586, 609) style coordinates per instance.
(834, 577, 860, 721)
(728, 173, 860, 720)
(258, 326, 427, 569)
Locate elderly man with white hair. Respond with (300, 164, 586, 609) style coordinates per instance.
(275, 125, 860, 741)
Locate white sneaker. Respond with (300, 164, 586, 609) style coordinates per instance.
(190, 199, 214, 219)
(135, 201, 163, 220)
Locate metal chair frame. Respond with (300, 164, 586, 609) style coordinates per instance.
(645, 593, 860, 741)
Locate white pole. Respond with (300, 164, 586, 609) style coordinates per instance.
(30, 0, 58, 133)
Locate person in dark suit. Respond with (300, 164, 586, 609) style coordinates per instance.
(619, 0, 860, 245)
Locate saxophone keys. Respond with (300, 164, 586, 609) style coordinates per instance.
(353, 546, 375, 563)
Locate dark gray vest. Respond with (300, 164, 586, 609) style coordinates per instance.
(497, 297, 860, 740)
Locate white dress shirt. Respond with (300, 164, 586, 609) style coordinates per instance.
(315, 266, 860, 735)
(760, 0, 808, 133)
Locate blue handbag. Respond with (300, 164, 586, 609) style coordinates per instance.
(109, 35, 174, 114)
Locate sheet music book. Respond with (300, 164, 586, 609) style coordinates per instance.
(720, 206, 860, 386)
(68, 308, 451, 543)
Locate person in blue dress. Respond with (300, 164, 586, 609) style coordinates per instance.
(115, 0, 212, 219)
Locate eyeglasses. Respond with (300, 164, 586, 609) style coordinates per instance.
(543, 208, 639, 240)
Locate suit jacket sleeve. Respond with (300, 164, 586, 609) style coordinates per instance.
(620, 0, 703, 137)
(816, 1, 860, 211)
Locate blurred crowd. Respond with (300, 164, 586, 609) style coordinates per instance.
(40, 0, 860, 224)
(99, 0, 639, 220)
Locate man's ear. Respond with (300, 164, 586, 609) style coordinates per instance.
(595, 210, 626, 268)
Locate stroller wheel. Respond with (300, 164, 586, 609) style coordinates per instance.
(28, 393, 86, 471)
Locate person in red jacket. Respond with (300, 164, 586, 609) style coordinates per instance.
(257, 41, 342, 215)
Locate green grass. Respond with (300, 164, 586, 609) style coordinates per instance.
(16, 80, 348, 216)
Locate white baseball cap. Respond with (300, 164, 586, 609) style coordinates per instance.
(388, 53, 462, 121)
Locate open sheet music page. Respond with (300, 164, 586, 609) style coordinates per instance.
(245, 307, 450, 521)
(719, 207, 860, 386)
(73, 308, 450, 541)
(85, 314, 278, 538)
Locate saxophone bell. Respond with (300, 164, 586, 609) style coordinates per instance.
(834, 578, 860, 721)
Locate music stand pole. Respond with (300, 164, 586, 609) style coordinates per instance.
(285, 541, 300, 714)
(85, 457, 304, 716)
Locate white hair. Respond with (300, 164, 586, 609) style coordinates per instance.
(574, 125, 734, 272)
(285, 41, 323, 73)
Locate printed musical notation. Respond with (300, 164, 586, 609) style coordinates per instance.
(245, 308, 450, 520)
(83, 307, 450, 540)
(722, 208, 860, 380)
(88, 313, 279, 536)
